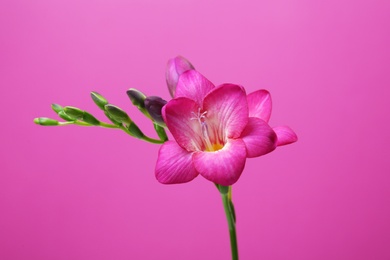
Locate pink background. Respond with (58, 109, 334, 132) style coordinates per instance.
(1, 0, 389, 259)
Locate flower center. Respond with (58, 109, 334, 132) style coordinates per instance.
(191, 108, 224, 152)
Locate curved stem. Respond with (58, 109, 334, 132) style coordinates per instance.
(220, 186, 239, 260)
(142, 135, 166, 144)
(120, 126, 165, 144)
(60, 121, 119, 128)
(60, 120, 165, 144)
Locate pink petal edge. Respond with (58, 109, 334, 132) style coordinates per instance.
(155, 141, 199, 184)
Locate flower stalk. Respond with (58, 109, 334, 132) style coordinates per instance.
(218, 185, 239, 260)
(34, 116, 165, 144)
(35, 90, 169, 144)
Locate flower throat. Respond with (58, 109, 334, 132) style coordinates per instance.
(191, 109, 224, 152)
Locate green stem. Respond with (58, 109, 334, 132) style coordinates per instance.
(98, 122, 121, 128)
(119, 126, 165, 144)
(59, 121, 117, 128)
(59, 120, 165, 144)
(220, 186, 239, 260)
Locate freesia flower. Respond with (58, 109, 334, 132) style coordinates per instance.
(155, 70, 297, 186)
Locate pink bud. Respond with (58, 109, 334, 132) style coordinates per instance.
(166, 56, 195, 97)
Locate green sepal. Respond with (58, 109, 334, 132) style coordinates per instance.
(154, 123, 168, 142)
(34, 117, 59, 126)
(127, 122, 144, 139)
(58, 111, 75, 121)
(91, 92, 108, 110)
(51, 104, 63, 114)
(216, 184, 230, 194)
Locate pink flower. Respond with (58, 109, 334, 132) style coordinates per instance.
(156, 70, 297, 186)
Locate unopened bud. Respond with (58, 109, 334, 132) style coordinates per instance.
(91, 92, 108, 110)
(34, 117, 59, 126)
(51, 104, 63, 113)
(58, 111, 75, 121)
(64, 106, 100, 125)
(64, 106, 84, 119)
(104, 111, 121, 125)
(166, 56, 195, 97)
(126, 88, 146, 109)
(104, 104, 131, 126)
(144, 96, 167, 126)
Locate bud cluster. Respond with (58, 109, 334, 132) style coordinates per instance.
(34, 90, 168, 144)
(34, 55, 195, 144)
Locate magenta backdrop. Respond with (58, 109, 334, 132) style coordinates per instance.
(1, 0, 389, 259)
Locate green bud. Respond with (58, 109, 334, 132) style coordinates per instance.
(63, 106, 100, 125)
(127, 122, 144, 139)
(104, 104, 131, 125)
(126, 88, 146, 109)
(82, 112, 100, 126)
(34, 117, 59, 126)
(51, 103, 63, 114)
(104, 111, 122, 125)
(64, 106, 84, 119)
(58, 111, 75, 121)
(91, 91, 108, 110)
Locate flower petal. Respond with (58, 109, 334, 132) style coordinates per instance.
(203, 84, 248, 139)
(175, 70, 215, 105)
(241, 117, 277, 158)
(193, 139, 247, 186)
(273, 126, 298, 146)
(247, 90, 272, 122)
(155, 141, 199, 184)
(162, 97, 204, 151)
